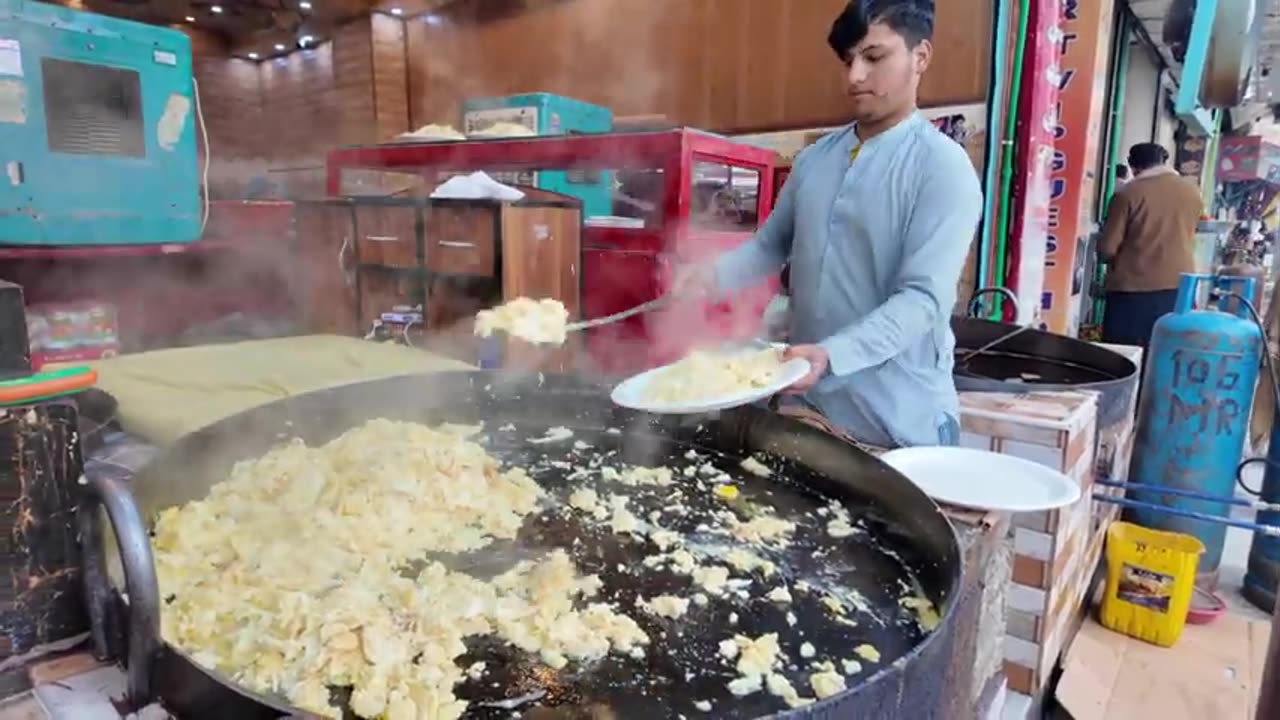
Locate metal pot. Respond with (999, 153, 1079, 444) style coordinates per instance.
(952, 307, 1139, 431)
(81, 371, 964, 719)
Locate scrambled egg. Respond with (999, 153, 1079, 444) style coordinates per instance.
(809, 661, 847, 700)
(854, 644, 882, 663)
(900, 595, 942, 632)
(153, 419, 647, 719)
(644, 348, 785, 404)
(469, 122, 537, 138)
(725, 633, 813, 706)
(399, 123, 466, 141)
(739, 456, 772, 478)
(474, 298, 569, 346)
(730, 515, 797, 546)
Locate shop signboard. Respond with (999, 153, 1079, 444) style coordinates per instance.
(1217, 135, 1280, 183)
(1007, 0, 1062, 326)
(1041, 0, 1115, 335)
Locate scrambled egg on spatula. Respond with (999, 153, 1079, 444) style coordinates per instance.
(153, 420, 647, 720)
(474, 297, 569, 346)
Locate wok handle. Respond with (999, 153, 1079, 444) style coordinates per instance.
(967, 287, 1019, 319)
(78, 474, 161, 711)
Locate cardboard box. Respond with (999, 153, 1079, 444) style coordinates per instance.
(25, 301, 120, 371)
(958, 390, 1100, 696)
(1056, 613, 1269, 719)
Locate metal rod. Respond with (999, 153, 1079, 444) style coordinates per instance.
(1095, 478, 1280, 512)
(1260, 599, 1280, 720)
(956, 324, 1033, 365)
(1091, 494, 1280, 537)
(565, 295, 673, 332)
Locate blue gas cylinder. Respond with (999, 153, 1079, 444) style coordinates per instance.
(1128, 273, 1263, 586)
(1244, 415, 1280, 612)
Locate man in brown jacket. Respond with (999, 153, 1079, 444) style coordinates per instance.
(1098, 142, 1204, 347)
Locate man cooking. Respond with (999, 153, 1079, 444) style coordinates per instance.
(675, 0, 982, 448)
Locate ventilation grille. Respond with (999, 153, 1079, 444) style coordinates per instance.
(41, 58, 145, 158)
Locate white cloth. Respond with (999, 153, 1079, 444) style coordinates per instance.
(430, 171, 525, 201)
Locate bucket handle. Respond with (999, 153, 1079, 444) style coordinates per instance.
(78, 474, 160, 711)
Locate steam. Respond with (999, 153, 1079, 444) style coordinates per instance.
(178, 3, 777, 390)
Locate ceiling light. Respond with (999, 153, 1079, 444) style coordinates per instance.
(298, 35, 314, 47)
(299, 1, 312, 8)
(185, 15, 195, 22)
(274, 43, 286, 51)
(248, 52, 259, 59)
(390, 8, 403, 15)
(424, 14, 442, 25)
(210, 5, 223, 13)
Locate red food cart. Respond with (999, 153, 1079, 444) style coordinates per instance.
(326, 130, 782, 374)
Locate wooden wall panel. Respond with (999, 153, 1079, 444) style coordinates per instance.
(736, 0, 789, 129)
(191, 18, 396, 198)
(923, 0, 995, 106)
(371, 14, 412, 139)
(701, 0, 748, 131)
(192, 0, 995, 197)
(406, 0, 995, 133)
(783, 0, 852, 127)
(332, 19, 377, 146)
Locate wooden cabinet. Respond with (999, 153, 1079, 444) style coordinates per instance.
(423, 203, 498, 275)
(294, 202, 358, 335)
(294, 196, 582, 371)
(354, 205, 418, 268)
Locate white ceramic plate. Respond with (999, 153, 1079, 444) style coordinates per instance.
(611, 350, 810, 415)
(879, 447, 1081, 513)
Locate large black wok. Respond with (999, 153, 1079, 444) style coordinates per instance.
(81, 371, 962, 719)
(954, 290, 1139, 430)
(951, 316, 1139, 430)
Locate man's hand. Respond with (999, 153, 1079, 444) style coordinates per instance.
(781, 344, 830, 394)
(670, 263, 718, 299)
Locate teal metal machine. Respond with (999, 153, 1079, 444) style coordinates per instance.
(0, 0, 201, 246)
(462, 93, 614, 218)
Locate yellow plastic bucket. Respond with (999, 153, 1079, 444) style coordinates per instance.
(1099, 521, 1205, 648)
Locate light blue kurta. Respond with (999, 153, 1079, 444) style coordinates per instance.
(715, 112, 983, 447)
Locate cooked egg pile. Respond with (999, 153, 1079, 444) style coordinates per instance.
(644, 348, 784, 404)
(152, 419, 647, 720)
(474, 297, 569, 346)
(398, 123, 466, 141)
(468, 122, 537, 138)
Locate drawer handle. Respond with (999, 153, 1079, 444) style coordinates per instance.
(439, 240, 475, 248)
(365, 235, 401, 242)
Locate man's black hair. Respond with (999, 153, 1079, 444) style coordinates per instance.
(828, 0, 936, 59)
(1128, 143, 1170, 172)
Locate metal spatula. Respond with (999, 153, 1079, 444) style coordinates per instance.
(565, 296, 673, 332)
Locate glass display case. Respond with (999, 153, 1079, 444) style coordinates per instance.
(326, 129, 783, 373)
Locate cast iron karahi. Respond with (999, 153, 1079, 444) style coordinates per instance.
(82, 371, 962, 719)
(951, 315, 1139, 429)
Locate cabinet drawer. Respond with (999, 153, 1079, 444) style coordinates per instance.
(355, 206, 418, 268)
(424, 205, 496, 276)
